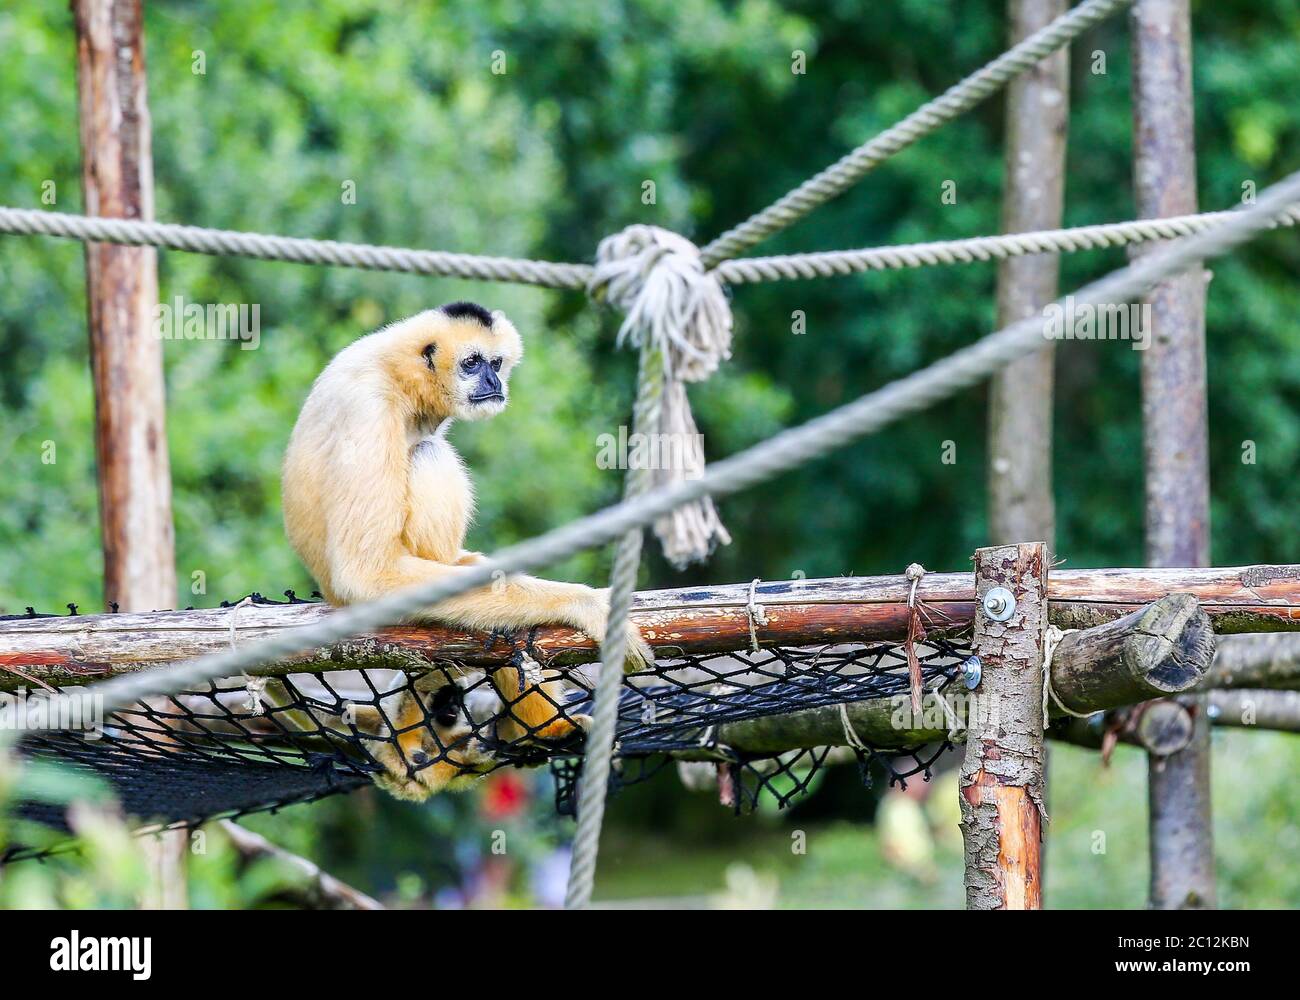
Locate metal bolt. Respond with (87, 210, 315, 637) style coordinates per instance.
(982, 586, 1017, 622)
(961, 655, 982, 690)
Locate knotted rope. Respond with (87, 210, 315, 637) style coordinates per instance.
(570, 227, 735, 906)
(590, 225, 733, 568)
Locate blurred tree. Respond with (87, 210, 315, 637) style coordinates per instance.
(1, 0, 1298, 906)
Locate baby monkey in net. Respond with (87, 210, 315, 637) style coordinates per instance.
(282, 303, 653, 799)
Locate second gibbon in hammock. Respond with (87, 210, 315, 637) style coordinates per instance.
(282, 302, 653, 799)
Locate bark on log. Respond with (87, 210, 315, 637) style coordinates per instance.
(1, 566, 1296, 692)
(706, 594, 1215, 753)
(959, 543, 1048, 911)
(73, 0, 175, 615)
(1050, 593, 1214, 714)
(987, 0, 1067, 549)
(1131, 0, 1215, 912)
(73, 0, 182, 912)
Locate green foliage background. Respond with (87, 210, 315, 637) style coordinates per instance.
(0, 0, 1296, 907)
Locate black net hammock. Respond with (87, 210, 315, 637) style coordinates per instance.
(4, 594, 971, 862)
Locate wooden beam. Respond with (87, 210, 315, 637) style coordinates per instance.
(1207, 689, 1300, 734)
(1199, 632, 1300, 691)
(73, 0, 175, 615)
(959, 542, 1048, 911)
(73, 0, 182, 912)
(1131, 0, 1215, 911)
(987, 0, 1067, 549)
(1, 565, 1297, 691)
(1050, 593, 1214, 712)
(1053, 689, 1300, 749)
(697, 593, 1216, 753)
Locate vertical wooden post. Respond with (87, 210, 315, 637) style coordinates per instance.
(987, 0, 1068, 550)
(73, 0, 184, 909)
(1130, 0, 1215, 910)
(960, 542, 1048, 910)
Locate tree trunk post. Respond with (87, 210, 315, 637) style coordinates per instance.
(987, 0, 1068, 550)
(1130, 0, 1215, 910)
(72, 0, 183, 909)
(960, 542, 1049, 910)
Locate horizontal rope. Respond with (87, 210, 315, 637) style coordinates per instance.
(698, 0, 1133, 267)
(0, 206, 593, 289)
(7, 201, 1290, 296)
(69, 168, 1300, 719)
(715, 205, 1300, 283)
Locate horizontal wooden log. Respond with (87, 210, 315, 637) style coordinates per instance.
(1198, 632, 1300, 691)
(0, 564, 1295, 692)
(1050, 593, 1215, 714)
(1207, 689, 1300, 733)
(1052, 688, 1300, 750)
(697, 595, 1215, 753)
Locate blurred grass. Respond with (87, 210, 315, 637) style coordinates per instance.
(594, 729, 1300, 908)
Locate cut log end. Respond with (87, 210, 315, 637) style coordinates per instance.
(1052, 592, 1216, 714)
(1133, 592, 1217, 694)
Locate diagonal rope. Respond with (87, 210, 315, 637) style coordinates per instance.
(0, 206, 592, 289)
(698, 0, 1132, 268)
(714, 204, 1300, 283)
(61, 168, 1300, 721)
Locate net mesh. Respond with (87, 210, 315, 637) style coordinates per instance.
(4, 594, 971, 859)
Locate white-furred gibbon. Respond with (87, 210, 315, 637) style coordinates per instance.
(282, 303, 653, 798)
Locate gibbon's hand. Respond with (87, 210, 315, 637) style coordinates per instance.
(578, 589, 655, 671)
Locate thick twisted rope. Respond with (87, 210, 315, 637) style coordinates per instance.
(564, 347, 662, 910)
(715, 205, 1300, 283)
(0, 206, 592, 289)
(698, 0, 1132, 267)
(589, 226, 733, 566)
(67, 168, 1300, 721)
(6, 198, 1291, 291)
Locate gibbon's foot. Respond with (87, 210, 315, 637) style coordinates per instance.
(491, 655, 587, 746)
(580, 593, 656, 672)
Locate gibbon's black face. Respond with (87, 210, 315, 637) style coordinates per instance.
(460, 351, 505, 406)
(408, 301, 520, 422)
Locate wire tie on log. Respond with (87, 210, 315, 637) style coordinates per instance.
(838, 702, 870, 752)
(228, 596, 268, 715)
(745, 578, 769, 652)
(931, 677, 966, 742)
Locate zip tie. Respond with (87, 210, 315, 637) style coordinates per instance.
(229, 597, 268, 716)
(745, 578, 769, 652)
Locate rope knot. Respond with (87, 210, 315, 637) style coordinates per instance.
(590, 225, 733, 382)
(589, 225, 733, 568)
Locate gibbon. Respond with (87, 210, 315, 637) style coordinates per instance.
(282, 302, 653, 799)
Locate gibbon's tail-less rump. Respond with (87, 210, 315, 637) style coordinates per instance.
(281, 303, 654, 799)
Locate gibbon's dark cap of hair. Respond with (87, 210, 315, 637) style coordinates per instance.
(440, 301, 495, 328)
